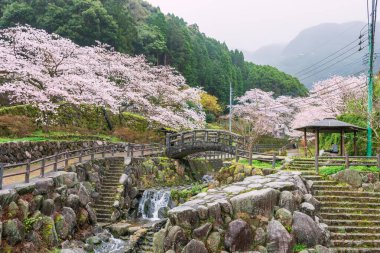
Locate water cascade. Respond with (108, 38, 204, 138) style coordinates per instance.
(138, 190, 172, 220)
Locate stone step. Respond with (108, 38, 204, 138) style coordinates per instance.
(315, 190, 380, 197)
(331, 233, 380, 240)
(320, 213, 380, 220)
(329, 226, 380, 234)
(317, 196, 380, 203)
(321, 207, 380, 214)
(98, 196, 115, 201)
(301, 175, 323, 180)
(101, 182, 119, 186)
(311, 180, 337, 186)
(312, 185, 351, 191)
(320, 201, 380, 209)
(331, 240, 380, 247)
(324, 219, 380, 226)
(95, 204, 114, 209)
(330, 248, 380, 253)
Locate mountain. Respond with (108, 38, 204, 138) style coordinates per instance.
(246, 21, 380, 88)
(0, 0, 308, 103)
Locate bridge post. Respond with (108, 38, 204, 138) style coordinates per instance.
(272, 153, 276, 169)
(0, 163, 3, 190)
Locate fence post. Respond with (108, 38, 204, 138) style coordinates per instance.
(377, 154, 380, 169)
(25, 159, 31, 183)
(345, 153, 350, 169)
(54, 153, 58, 172)
(41, 157, 45, 177)
(102, 144, 106, 158)
(272, 153, 276, 169)
(315, 155, 319, 174)
(79, 150, 83, 163)
(0, 163, 4, 190)
(112, 146, 115, 156)
(131, 145, 134, 158)
(235, 146, 239, 162)
(142, 144, 145, 157)
(65, 151, 69, 168)
(91, 147, 95, 160)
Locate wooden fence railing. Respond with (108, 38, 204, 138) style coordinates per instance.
(314, 154, 380, 173)
(0, 143, 164, 189)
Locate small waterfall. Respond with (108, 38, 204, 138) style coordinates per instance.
(94, 235, 125, 253)
(138, 190, 171, 220)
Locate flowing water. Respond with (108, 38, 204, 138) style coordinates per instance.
(94, 235, 126, 253)
(138, 189, 171, 220)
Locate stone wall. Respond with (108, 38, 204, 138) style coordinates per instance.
(0, 157, 120, 252)
(331, 169, 380, 190)
(0, 141, 125, 164)
(154, 171, 330, 253)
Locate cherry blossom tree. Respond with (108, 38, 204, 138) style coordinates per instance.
(0, 26, 205, 129)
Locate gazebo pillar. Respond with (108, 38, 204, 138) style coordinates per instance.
(304, 129, 307, 157)
(340, 129, 345, 156)
(354, 131, 358, 156)
(315, 129, 320, 157)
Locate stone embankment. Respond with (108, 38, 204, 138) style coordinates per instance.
(154, 171, 330, 253)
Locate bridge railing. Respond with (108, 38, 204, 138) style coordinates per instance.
(314, 154, 380, 173)
(0, 142, 164, 190)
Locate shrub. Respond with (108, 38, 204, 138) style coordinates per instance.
(113, 127, 162, 143)
(121, 112, 149, 131)
(0, 105, 39, 117)
(0, 115, 36, 137)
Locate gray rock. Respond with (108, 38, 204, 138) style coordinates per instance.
(119, 174, 128, 185)
(86, 204, 97, 224)
(206, 232, 221, 253)
(109, 222, 131, 237)
(34, 178, 54, 194)
(0, 189, 18, 207)
(182, 239, 208, 253)
(153, 229, 166, 253)
(374, 182, 380, 192)
(224, 219, 253, 252)
(86, 235, 102, 245)
(18, 198, 30, 220)
(300, 202, 316, 217)
(196, 205, 208, 220)
(304, 194, 321, 212)
(267, 220, 293, 253)
(14, 182, 36, 195)
(193, 223, 212, 241)
(7, 201, 19, 218)
(292, 211, 322, 247)
(66, 194, 80, 212)
(363, 183, 374, 191)
(78, 184, 91, 206)
(164, 226, 189, 252)
(41, 199, 55, 216)
(230, 188, 279, 217)
(265, 181, 295, 191)
(40, 216, 59, 247)
(168, 205, 199, 229)
(275, 208, 293, 227)
(254, 227, 266, 245)
(3, 219, 25, 245)
(293, 175, 308, 194)
(55, 207, 77, 239)
(332, 169, 362, 188)
(279, 191, 296, 212)
(30, 195, 43, 213)
(315, 245, 330, 253)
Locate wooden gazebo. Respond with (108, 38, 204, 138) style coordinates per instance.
(294, 118, 366, 157)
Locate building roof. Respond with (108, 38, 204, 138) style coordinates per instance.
(294, 118, 366, 133)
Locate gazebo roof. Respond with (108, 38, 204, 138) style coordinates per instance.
(294, 118, 366, 133)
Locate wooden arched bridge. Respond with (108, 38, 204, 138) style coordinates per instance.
(165, 130, 245, 159)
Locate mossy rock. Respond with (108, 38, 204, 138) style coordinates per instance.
(40, 216, 59, 247)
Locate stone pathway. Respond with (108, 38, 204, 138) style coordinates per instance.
(288, 158, 380, 253)
(94, 157, 125, 223)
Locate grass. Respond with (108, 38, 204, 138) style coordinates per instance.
(0, 130, 121, 143)
(319, 165, 380, 176)
(239, 158, 282, 169)
(293, 244, 307, 252)
(170, 183, 208, 202)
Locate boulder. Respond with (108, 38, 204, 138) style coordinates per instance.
(86, 204, 97, 224)
(7, 201, 19, 218)
(315, 245, 330, 253)
(224, 219, 253, 252)
(34, 178, 54, 194)
(14, 182, 36, 195)
(293, 176, 308, 194)
(77, 208, 89, 226)
(374, 182, 380, 192)
(279, 191, 296, 212)
(254, 227, 266, 245)
(0, 189, 18, 207)
(3, 219, 25, 246)
(206, 232, 221, 253)
(304, 194, 321, 212)
(266, 220, 293, 253)
(332, 169, 362, 188)
(78, 184, 91, 206)
(168, 206, 199, 229)
(292, 211, 322, 247)
(230, 188, 279, 217)
(18, 198, 30, 220)
(193, 223, 212, 241)
(55, 207, 77, 239)
(182, 239, 208, 253)
(40, 216, 59, 247)
(66, 194, 80, 212)
(275, 208, 293, 227)
(196, 205, 209, 220)
(109, 222, 131, 237)
(300, 202, 315, 217)
(153, 229, 166, 253)
(41, 199, 55, 216)
(164, 226, 189, 252)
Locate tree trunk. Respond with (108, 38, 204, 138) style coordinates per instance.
(102, 107, 113, 131)
(248, 142, 253, 166)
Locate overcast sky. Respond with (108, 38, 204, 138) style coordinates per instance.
(146, 0, 368, 52)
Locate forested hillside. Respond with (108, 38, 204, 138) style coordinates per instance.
(0, 0, 308, 103)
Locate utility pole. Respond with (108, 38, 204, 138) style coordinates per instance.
(229, 82, 233, 132)
(367, 0, 377, 156)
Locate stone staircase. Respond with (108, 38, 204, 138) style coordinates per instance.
(136, 230, 155, 253)
(288, 158, 380, 253)
(94, 157, 125, 223)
